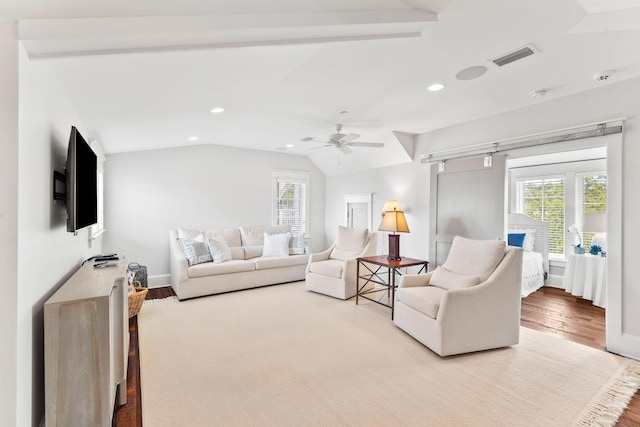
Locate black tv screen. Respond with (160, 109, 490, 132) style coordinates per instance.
(66, 126, 97, 233)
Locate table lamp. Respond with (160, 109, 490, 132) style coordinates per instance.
(378, 202, 410, 260)
(582, 213, 606, 252)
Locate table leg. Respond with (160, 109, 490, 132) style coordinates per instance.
(356, 260, 360, 305)
(391, 267, 396, 320)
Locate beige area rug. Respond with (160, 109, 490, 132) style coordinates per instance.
(139, 283, 640, 427)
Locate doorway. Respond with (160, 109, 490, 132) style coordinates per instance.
(344, 193, 372, 230)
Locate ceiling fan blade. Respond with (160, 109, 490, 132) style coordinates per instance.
(305, 145, 331, 152)
(340, 133, 360, 143)
(300, 137, 314, 142)
(346, 142, 385, 148)
(338, 145, 352, 154)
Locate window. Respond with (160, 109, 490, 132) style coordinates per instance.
(511, 158, 607, 259)
(272, 170, 310, 236)
(516, 177, 565, 255)
(577, 173, 607, 249)
(90, 141, 106, 242)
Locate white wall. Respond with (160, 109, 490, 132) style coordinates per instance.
(415, 76, 640, 359)
(17, 44, 101, 426)
(103, 144, 325, 286)
(324, 160, 430, 260)
(0, 20, 19, 427)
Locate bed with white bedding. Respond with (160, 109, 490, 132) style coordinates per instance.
(508, 213, 550, 297)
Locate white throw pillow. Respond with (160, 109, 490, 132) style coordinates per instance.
(289, 232, 305, 255)
(429, 266, 480, 291)
(177, 238, 212, 266)
(207, 238, 232, 264)
(262, 232, 291, 257)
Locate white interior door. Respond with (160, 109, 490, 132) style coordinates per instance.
(429, 154, 507, 267)
(343, 193, 372, 230)
(348, 202, 368, 229)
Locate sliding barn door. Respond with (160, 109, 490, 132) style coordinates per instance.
(429, 154, 507, 267)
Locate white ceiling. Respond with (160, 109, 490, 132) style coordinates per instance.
(5, 0, 640, 175)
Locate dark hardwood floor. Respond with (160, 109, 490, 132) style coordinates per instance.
(115, 286, 176, 427)
(521, 287, 640, 426)
(115, 286, 640, 426)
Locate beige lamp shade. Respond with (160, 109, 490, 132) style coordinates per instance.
(582, 214, 606, 233)
(378, 210, 410, 233)
(382, 200, 400, 212)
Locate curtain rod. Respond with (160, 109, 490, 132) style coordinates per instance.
(420, 122, 623, 164)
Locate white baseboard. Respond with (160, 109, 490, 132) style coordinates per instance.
(148, 274, 171, 289)
(547, 274, 564, 288)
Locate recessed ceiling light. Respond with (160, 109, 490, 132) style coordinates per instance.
(188, 136, 199, 141)
(210, 107, 225, 114)
(285, 144, 294, 148)
(427, 83, 445, 92)
(530, 89, 547, 98)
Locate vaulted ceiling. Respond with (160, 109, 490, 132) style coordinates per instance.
(4, 0, 640, 174)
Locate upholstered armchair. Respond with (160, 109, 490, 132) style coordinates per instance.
(394, 236, 523, 356)
(305, 226, 377, 300)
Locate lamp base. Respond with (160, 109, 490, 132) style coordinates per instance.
(387, 234, 401, 261)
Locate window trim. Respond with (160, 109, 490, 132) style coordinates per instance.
(271, 170, 310, 238)
(89, 140, 106, 242)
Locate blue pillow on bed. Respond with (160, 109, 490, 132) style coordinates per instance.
(508, 233, 526, 248)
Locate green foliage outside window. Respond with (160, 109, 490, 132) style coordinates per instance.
(518, 174, 607, 257)
(581, 175, 607, 249)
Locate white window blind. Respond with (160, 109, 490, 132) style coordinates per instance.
(516, 177, 565, 255)
(272, 170, 310, 236)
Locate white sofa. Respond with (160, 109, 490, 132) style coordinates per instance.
(394, 236, 523, 356)
(305, 226, 378, 300)
(170, 225, 309, 300)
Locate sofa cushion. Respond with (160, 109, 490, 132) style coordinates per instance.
(443, 236, 506, 281)
(429, 266, 480, 291)
(308, 259, 344, 279)
(263, 232, 290, 257)
(254, 254, 308, 270)
(244, 245, 264, 259)
(396, 286, 446, 319)
(204, 227, 241, 248)
(289, 232, 305, 255)
(207, 238, 232, 264)
(240, 225, 290, 246)
(177, 238, 212, 266)
(188, 260, 255, 278)
(329, 226, 368, 261)
(178, 228, 204, 241)
(230, 247, 245, 260)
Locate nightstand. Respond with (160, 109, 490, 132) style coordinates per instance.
(562, 254, 606, 308)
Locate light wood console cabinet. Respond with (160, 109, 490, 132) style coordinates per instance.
(44, 258, 129, 427)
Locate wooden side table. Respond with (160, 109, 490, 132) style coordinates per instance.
(356, 255, 429, 319)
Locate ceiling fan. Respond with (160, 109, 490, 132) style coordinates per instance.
(301, 124, 384, 154)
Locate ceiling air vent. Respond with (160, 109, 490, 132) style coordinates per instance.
(491, 44, 537, 67)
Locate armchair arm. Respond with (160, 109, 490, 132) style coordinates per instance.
(398, 271, 433, 288)
(306, 244, 335, 272)
(437, 247, 522, 335)
(309, 244, 334, 262)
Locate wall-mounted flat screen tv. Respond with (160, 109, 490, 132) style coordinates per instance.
(66, 126, 97, 233)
